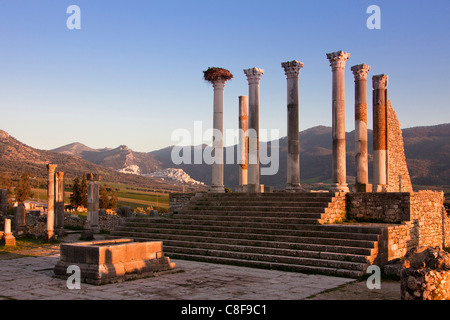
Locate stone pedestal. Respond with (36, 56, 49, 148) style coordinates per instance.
(326, 51, 350, 192)
(351, 64, 372, 192)
(244, 67, 264, 192)
(238, 95, 249, 187)
(2, 219, 15, 246)
(45, 164, 57, 241)
(282, 60, 304, 191)
(372, 74, 389, 192)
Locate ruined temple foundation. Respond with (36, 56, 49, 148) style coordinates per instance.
(244, 67, 264, 193)
(282, 60, 304, 191)
(351, 64, 372, 192)
(45, 164, 57, 241)
(326, 51, 350, 192)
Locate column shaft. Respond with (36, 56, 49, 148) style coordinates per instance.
(46, 164, 57, 240)
(210, 80, 225, 193)
(372, 74, 388, 192)
(238, 96, 248, 186)
(244, 67, 264, 192)
(351, 64, 371, 192)
(327, 51, 350, 192)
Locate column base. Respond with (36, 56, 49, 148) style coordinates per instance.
(330, 183, 350, 193)
(1, 233, 16, 246)
(245, 184, 264, 193)
(44, 231, 57, 242)
(373, 185, 387, 193)
(80, 229, 95, 240)
(208, 185, 225, 193)
(235, 185, 246, 193)
(56, 228, 66, 237)
(91, 226, 100, 234)
(351, 183, 373, 193)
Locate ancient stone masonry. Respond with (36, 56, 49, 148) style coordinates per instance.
(326, 51, 350, 192)
(244, 67, 264, 193)
(386, 101, 413, 192)
(1, 219, 15, 246)
(347, 191, 447, 261)
(282, 60, 304, 191)
(87, 173, 100, 233)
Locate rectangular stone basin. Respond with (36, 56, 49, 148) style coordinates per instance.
(54, 239, 176, 285)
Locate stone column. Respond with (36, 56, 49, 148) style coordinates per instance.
(14, 203, 26, 235)
(244, 67, 264, 192)
(282, 60, 304, 191)
(209, 79, 227, 193)
(0, 189, 7, 215)
(351, 64, 372, 192)
(326, 51, 350, 192)
(372, 74, 389, 192)
(87, 173, 100, 233)
(45, 164, 57, 241)
(54, 172, 65, 235)
(238, 95, 249, 187)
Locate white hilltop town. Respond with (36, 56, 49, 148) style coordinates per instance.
(117, 165, 205, 186)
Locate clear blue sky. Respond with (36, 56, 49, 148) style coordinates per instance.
(0, 0, 449, 152)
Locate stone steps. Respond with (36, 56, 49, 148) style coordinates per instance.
(111, 192, 385, 278)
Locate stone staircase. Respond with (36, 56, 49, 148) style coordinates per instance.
(110, 192, 387, 278)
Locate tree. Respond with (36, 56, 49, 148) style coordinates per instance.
(15, 172, 32, 202)
(80, 175, 88, 208)
(99, 185, 110, 209)
(70, 176, 81, 208)
(109, 190, 118, 209)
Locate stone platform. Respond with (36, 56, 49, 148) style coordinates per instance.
(53, 239, 176, 285)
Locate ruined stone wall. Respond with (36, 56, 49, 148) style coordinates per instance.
(386, 102, 413, 192)
(346, 191, 448, 261)
(169, 192, 198, 214)
(319, 192, 346, 224)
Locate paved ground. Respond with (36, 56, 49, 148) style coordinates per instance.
(0, 233, 401, 300)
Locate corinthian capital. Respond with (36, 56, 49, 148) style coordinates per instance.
(281, 60, 304, 79)
(351, 64, 371, 81)
(244, 67, 264, 85)
(372, 74, 388, 89)
(46, 164, 57, 174)
(326, 50, 350, 70)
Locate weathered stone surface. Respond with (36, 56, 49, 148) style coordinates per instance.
(401, 246, 450, 300)
(53, 239, 176, 285)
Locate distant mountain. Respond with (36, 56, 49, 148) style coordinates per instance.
(49, 123, 450, 190)
(52, 143, 163, 175)
(0, 130, 205, 192)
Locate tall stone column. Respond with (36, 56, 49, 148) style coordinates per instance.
(326, 51, 350, 192)
(372, 74, 389, 192)
(2, 219, 15, 246)
(45, 164, 57, 241)
(244, 67, 264, 192)
(282, 60, 304, 191)
(54, 172, 65, 235)
(351, 64, 372, 192)
(238, 95, 249, 186)
(87, 173, 100, 233)
(209, 79, 226, 193)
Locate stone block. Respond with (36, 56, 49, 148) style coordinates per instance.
(54, 239, 175, 285)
